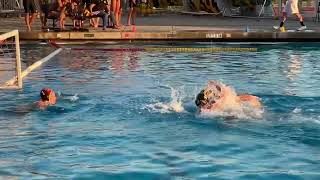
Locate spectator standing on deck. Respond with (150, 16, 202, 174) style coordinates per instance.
(127, 0, 137, 26)
(23, 0, 39, 31)
(59, 0, 76, 30)
(117, 0, 125, 26)
(111, 0, 121, 28)
(273, 0, 307, 31)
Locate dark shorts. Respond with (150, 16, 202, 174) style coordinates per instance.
(40, 0, 49, 14)
(23, 0, 38, 13)
(41, 5, 49, 14)
(129, 0, 138, 8)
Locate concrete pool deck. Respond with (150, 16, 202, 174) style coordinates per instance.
(1, 14, 320, 41)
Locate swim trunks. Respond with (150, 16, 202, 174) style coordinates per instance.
(120, 0, 125, 8)
(129, 0, 138, 8)
(23, 0, 38, 13)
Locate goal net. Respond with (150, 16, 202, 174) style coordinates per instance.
(0, 30, 22, 89)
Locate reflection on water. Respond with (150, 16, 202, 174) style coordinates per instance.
(58, 48, 140, 72)
(0, 43, 320, 179)
(286, 54, 302, 81)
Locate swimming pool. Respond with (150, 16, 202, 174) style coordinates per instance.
(0, 42, 319, 179)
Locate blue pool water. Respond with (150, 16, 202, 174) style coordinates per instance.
(0, 43, 320, 179)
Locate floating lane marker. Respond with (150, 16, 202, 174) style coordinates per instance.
(70, 47, 258, 52)
(145, 47, 257, 52)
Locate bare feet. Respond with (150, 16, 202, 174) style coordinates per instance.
(113, 25, 121, 29)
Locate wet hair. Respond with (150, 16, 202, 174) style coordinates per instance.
(195, 89, 207, 107)
(195, 83, 222, 108)
(40, 88, 52, 101)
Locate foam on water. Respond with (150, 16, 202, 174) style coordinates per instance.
(198, 106, 264, 120)
(289, 107, 320, 125)
(145, 86, 185, 113)
(57, 91, 79, 102)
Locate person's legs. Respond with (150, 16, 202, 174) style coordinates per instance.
(23, 0, 37, 31)
(98, 11, 108, 30)
(109, 12, 116, 27)
(112, 0, 121, 27)
(119, 0, 126, 25)
(40, 13, 47, 28)
(40, 1, 49, 28)
(40, 10, 46, 28)
(29, 0, 39, 30)
(279, 12, 287, 28)
(92, 17, 99, 28)
(273, 12, 287, 31)
(25, 13, 32, 31)
(286, 0, 306, 30)
(89, 18, 94, 27)
(73, 19, 77, 28)
(132, 6, 136, 25)
(59, 12, 66, 29)
(29, 12, 37, 27)
(295, 13, 307, 30)
(111, 0, 118, 26)
(127, 7, 133, 25)
(96, 18, 100, 28)
(116, 0, 121, 26)
(118, 7, 122, 26)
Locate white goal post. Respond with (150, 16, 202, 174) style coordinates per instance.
(0, 30, 22, 89)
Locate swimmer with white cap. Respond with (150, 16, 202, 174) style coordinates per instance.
(195, 81, 262, 113)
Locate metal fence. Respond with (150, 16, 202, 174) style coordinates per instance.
(0, 0, 23, 11)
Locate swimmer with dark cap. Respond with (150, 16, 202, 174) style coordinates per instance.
(195, 81, 262, 113)
(37, 88, 57, 109)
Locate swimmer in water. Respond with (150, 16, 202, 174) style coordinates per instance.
(195, 81, 262, 114)
(37, 88, 57, 109)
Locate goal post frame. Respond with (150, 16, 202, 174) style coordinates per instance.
(0, 30, 22, 89)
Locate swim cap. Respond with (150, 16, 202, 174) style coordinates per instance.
(40, 88, 52, 101)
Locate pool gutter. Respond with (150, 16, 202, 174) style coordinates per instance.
(18, 31, 320, 42)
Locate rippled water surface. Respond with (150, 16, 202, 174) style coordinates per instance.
(0, 43, 320, 179)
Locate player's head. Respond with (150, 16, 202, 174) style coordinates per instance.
(40, 88, 57, 104)
(195, 81, 223, 108)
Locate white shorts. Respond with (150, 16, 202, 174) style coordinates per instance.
(283, 0, 299, 15)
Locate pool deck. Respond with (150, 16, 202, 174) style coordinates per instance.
(1, 13, 320, 42)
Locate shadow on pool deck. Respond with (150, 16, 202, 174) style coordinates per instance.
(1, 14, 320, 41)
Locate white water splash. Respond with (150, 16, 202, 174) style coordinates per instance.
(292, 107, 302, 114)
(57, 91, 79, 102)
(145, 86, 185, 113)
(68, 94, 79, 102)
(198, 107, 264, 120)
